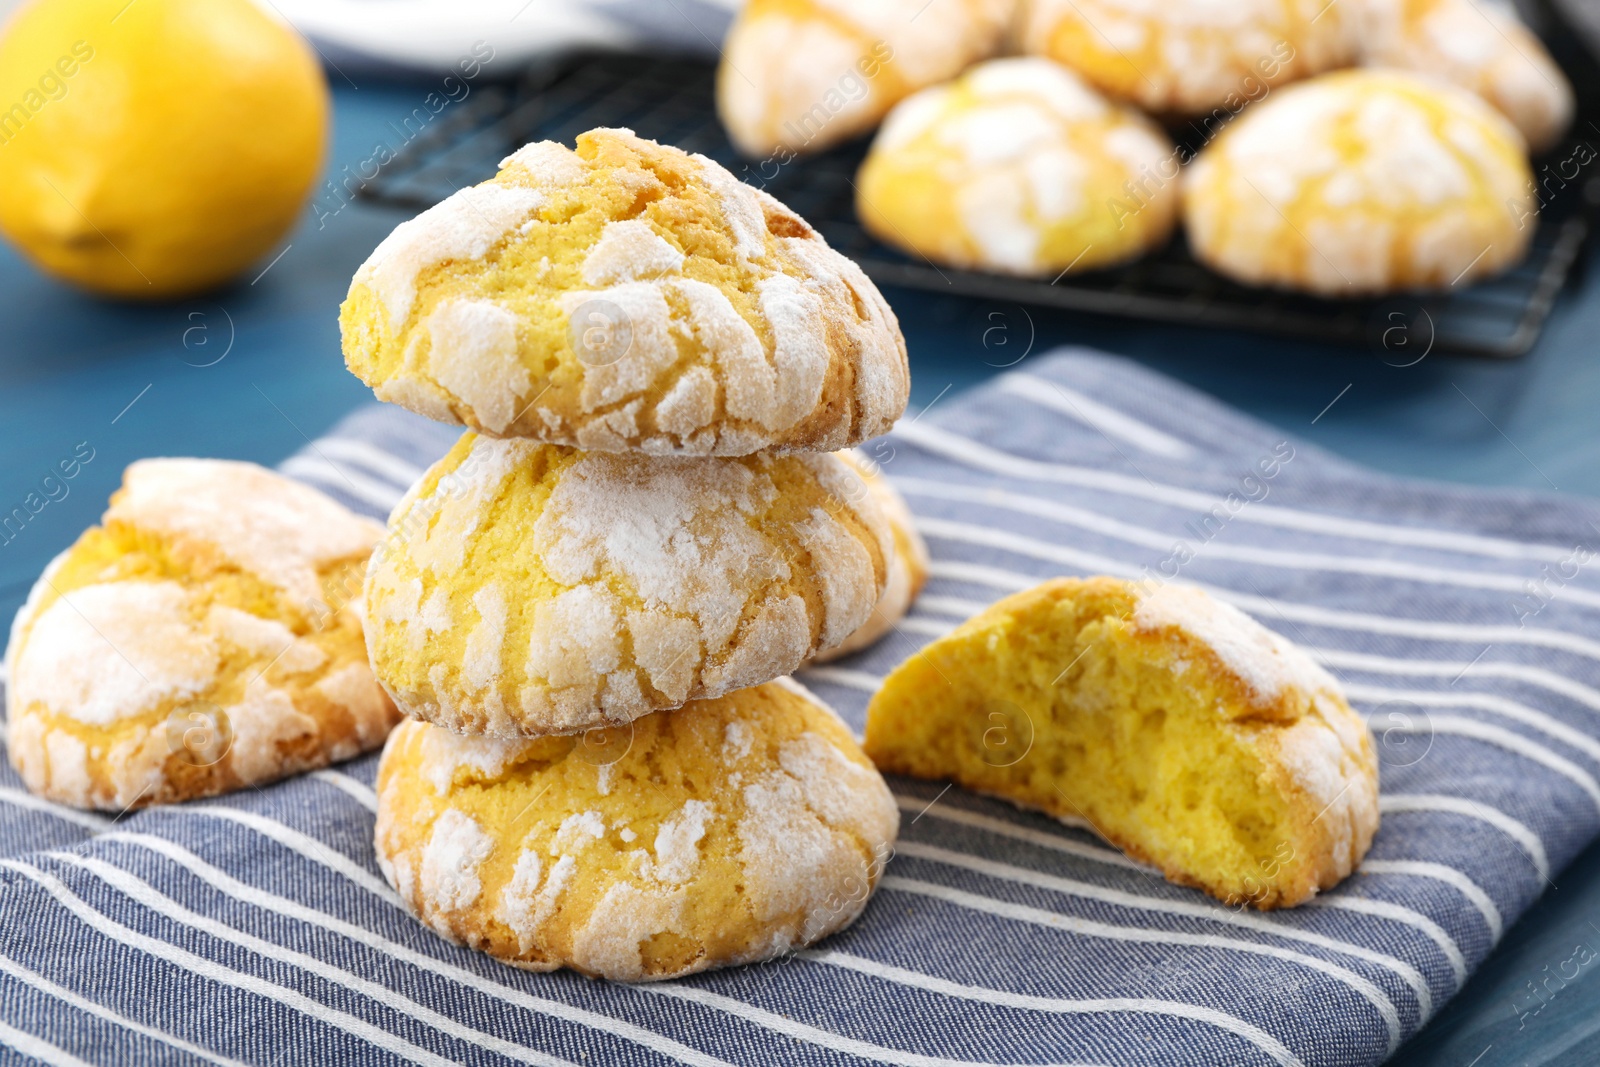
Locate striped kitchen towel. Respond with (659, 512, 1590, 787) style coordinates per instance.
(4, 347, 1599, 1067)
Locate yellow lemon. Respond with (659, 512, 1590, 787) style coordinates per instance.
(0, 0, 328, 298)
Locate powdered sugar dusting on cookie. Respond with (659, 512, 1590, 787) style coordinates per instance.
(15, 581, 218, 726)
(426, 299, 530, 434)
(1133, 584, 1341, 704)
(581, 220, 685, 285)
(420, 809, 494, 912)
(652, 800, 713, 884)
(358, 183, 546, 329)
(110, 459, 381, 610)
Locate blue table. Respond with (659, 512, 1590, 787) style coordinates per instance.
(2, 81, 1597, 1066)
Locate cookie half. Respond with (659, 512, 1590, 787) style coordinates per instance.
(856, 58, 1179, 277)
(716, 0, 1014, 157)
(340, 127, 908, 455)
(375, 678, 898, 981)
(1184, 69, 1535, 296)
(364, 433, 893, 737)
(863, 577, 1378, 908)
(812, 450, 928, 662)
(5, 460, 398, 811)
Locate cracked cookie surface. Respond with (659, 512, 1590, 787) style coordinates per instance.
(1183, 69, 1534, 296)
(5, 459, 397, 811)
(375, 678, 898, 981)
(340, 127, 908, 455)
(364, 433, 893, 737)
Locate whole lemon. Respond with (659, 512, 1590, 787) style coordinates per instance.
(0, 0, 328, 298)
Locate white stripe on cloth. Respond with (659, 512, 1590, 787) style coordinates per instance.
(806, 948, 1300, 1067)
(1306, 897, 1466, 987)
(190, 787, 1300, 1065)
(0, 787, 112, 833)
(895, 479, 1585, 606)
(0, 954, 249, 1067)
(183, 805, 401, 907)
(996, 375, 1198, 460)
(891, 420, 1573, 562)
(277, 456, 404, 514)
(308, 437, 426, 488)
(640, 981, 1118, 1067)
(1357, 862, 1503, 941)
(89, 832, 1168, 1067)
(1379, 796, 1551, 882)
(54, 851, 582, 1067)
(309, 769, 379, 813)
(882, 875, 1404, 1055)
(0, 1018, 93, 1067)
(1395, 716, 1600, 813)
(892, 797, 1470, 989)
(925, 558, 1600, 664)
(895, 842, 1436, 1019)
(95, 833, 738, 1067)
(1312, 650, 1600, 718)
(1345, 683, 1600, 765)
(0, 860, 464, 1067)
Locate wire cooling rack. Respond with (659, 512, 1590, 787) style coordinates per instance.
(355, 50, 1598, 359)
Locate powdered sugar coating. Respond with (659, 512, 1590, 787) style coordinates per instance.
(366, 437, 892, 737)
(810, 449, 929, 662)
(374, 678, 898, 981)
(342, 129, 908, 456)
(717, 0, 1013, 156)
(108, 458, 384, 610)
(5, 460, 397, 812)
(858, 58, 1179, 277)
(1133, 583, 1341, 706)
(1184, 69, 1534, 295)
(1021, 0, 1357, 114)
(1357, 0, 1572, 152)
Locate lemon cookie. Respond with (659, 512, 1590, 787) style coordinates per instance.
(1357, 0, 1573, 153)
(864, 578, 1377, 908)
(364, 433, 893, 738)
(812, 450, 927, 661)
(5, 460, 398, 811)
(375, 678, 898, 980)
(1019, 0, 1356, 115)
(340, 128, 908, 455)
(717, 0, 1015, 158)
(1184, 70, 1535, 296)
(856, 58, 1179, 276)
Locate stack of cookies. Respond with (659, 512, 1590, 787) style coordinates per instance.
(340, 128, 915, 981)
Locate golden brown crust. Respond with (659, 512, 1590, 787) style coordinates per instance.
(811, 449, 928, 661)
(5, 460, 399, 811)
(374, 679, 899, 980)
(364, 435, 894, 738)
(340, 128, 908, 455)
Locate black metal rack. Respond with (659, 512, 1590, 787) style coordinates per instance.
(356, 48, 1600, 359)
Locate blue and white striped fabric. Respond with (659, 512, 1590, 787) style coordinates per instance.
(5, 347, 1599, 1067)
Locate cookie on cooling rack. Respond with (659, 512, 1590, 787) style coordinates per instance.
(864, 577, 1378, 909)
(1018, 0, 1357, 115)
(375, 678, 898, 981)
(363, 433, 893, 738)
(856, 58, 1179, 277)
(811, 449, 927, 662)
(1357, 0, 1573, 153)
(340, 127, 908, 456)
(6, 459, 398, 811)
(716, 0, 1015, 157)
(1183, 69, 1536, 296)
